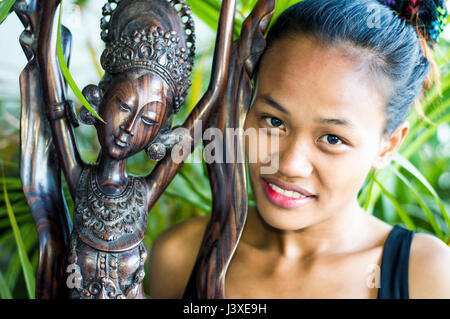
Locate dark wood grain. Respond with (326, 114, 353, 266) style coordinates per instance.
(188, 0, 276, 299)
(14, 0, 73, 299)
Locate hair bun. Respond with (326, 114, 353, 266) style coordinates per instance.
(378, 0, 448, 45)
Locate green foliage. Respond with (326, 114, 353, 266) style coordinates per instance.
(187, 0, 301, 38)
(0, 269, 12, 299)
(57, 0, 104, 123)
(0, 0, 449, 299)
(1, 163, 35, 298)
(0, 0, 15, 25)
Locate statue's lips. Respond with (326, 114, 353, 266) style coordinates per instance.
(114, 136, 129, 148)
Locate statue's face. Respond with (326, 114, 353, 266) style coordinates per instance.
(96, 70, 172, 160)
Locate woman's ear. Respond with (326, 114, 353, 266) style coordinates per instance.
(372, 120, 410, 170)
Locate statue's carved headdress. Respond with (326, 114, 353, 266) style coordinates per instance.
(99, 0, 196, 112)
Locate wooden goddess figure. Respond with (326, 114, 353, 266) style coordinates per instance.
(63, 0, 207, 298)
(14, 0, 236, 299)
(15, 0, 276, 298)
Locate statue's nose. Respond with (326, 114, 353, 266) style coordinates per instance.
(121, 115, 138, 136)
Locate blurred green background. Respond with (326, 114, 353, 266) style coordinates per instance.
(0, 0, 449, 299)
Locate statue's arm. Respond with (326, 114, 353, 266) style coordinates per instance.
(178, 0, 236, 135)
(37, 0, 85, 199)
(189, 0, 276, 298)
(144, 0, 236, 210)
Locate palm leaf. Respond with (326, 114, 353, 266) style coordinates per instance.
(370, 172, 417, 230)
(56, 0, 104, 123)
(392, 154, 450, 231)
(1, 163, 35, 299)
(0, 269, 12, 299)
(388, 165, 445, 240)
(363, 177, 375, 212)
(0, 0, 15, 25)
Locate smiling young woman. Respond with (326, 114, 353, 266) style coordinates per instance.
(148, 0, 450, 299)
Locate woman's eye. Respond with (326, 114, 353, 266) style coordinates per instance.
(264, 116, 285, 129)
(319, 134, 343, 145)
(141, 116, 157, 125)
(119, 102, 132, 112)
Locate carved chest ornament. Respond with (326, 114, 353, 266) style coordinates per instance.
(74, 165, 148, 252)
(68, 166, 149, 299)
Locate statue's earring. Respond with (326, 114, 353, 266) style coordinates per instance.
(146, 127, 192, 161)
(79, 84, 102, 125)
(146, 141, 167, 161)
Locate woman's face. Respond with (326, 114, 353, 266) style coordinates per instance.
(96, 70, 172, 160)
(244, 36, 408, 231)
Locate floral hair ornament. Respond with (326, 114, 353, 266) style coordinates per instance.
(378, 0, 448, 47)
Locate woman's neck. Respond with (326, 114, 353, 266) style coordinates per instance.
(95, 150, 129, 196)
(243, 200, 369, 261)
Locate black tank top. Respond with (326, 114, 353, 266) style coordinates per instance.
(183, 225, 415, 299)
(377, 225, 415, 298)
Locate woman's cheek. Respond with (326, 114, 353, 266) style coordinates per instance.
(320, 150, 373, 202)
(247, 127, 277, 166)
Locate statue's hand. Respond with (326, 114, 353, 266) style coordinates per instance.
(237, 0, 276, 76)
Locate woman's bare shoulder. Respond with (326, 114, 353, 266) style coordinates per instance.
(148, 215, 210, 299)
(409, 232, 450, 299)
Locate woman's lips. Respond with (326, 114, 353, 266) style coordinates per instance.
(262, 178, 316, 209)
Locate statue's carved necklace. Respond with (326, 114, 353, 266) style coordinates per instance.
(67, 165, 149, 299)
(74, 165, 148, 252)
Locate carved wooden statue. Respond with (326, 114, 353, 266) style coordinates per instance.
(14, 0, 236, 299)
(14, 0, 275, 299)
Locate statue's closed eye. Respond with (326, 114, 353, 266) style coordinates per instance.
(116, 97, 132, 113)
(141, 116, 157, 126)
(141, 111, 158, 126)
(119, 102, 132, 113)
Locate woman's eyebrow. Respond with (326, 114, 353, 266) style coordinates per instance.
(314, 117, 354, 128)
(259, 95, 354, 128)
(260, 94, 290, 115)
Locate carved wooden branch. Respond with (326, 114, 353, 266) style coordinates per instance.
(36, 0, 85, 199)
(187, 0, 276, 299)
(14, 0, 73, 299)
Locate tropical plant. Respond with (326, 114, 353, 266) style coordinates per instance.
(0, 0, 449, 299)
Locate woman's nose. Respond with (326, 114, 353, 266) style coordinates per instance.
(277, 140, 313, 178)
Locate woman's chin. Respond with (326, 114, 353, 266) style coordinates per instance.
(254, 199, 320, 232)
(255, 208, 295, 231)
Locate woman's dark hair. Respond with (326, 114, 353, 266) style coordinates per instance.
(265, 0, 444, 136)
